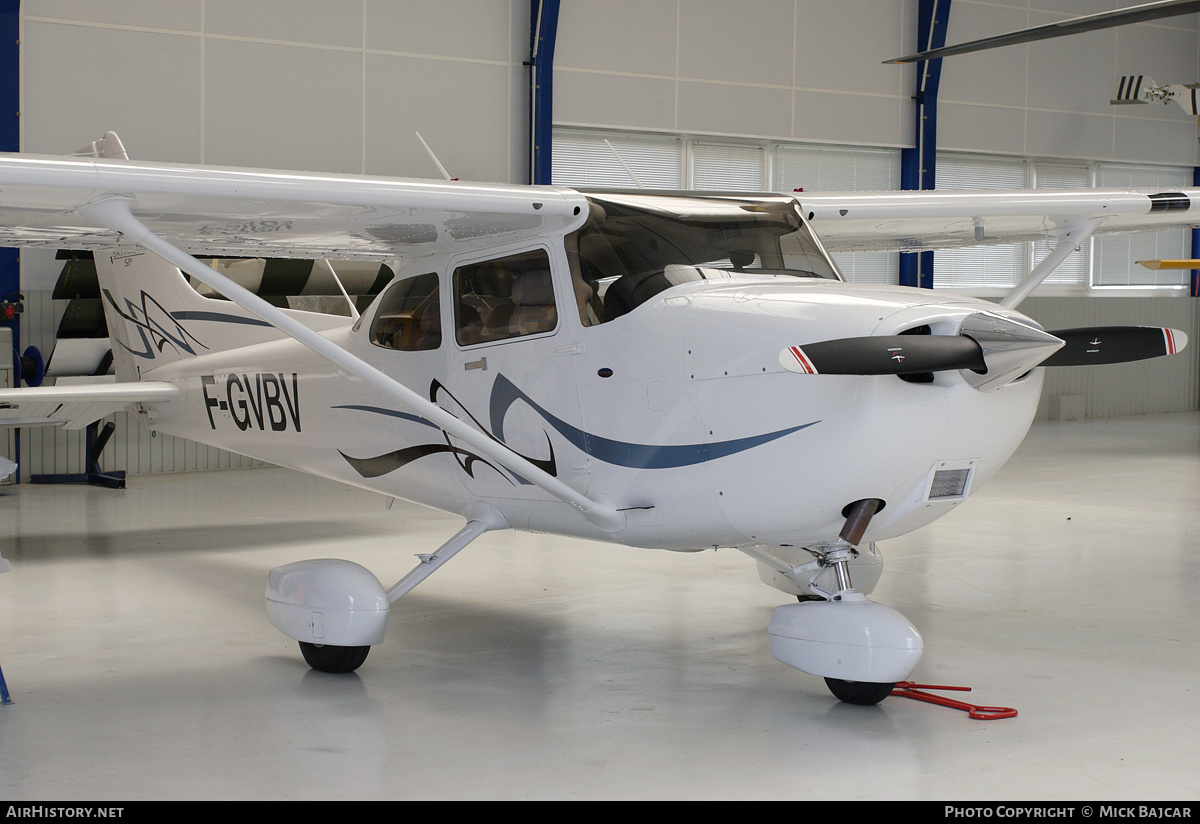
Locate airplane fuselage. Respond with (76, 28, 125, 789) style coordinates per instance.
(140, 272, 1044, 553)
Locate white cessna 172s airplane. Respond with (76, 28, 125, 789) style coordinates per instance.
(0, 133, 1195, 706)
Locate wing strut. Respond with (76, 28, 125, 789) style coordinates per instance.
(79, 196, 626, 534)
(999, 219, 1099, 309)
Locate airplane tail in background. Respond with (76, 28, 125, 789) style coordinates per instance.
(1111, 74, 1200, 118)
(93, 249, 295, 382)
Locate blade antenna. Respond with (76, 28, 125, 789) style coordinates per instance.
(604, 139, 645, 189)
(415, 132, 454, 181)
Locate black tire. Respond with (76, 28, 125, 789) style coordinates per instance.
(824, 677, 894, 706)
(299, 642, 370, 673)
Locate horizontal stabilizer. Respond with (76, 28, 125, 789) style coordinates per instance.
(0, 380, 179, 429)
(1111, 74, 1159, 105)
(780, 335, 986, 376)
(1041, 327, 1187, 366)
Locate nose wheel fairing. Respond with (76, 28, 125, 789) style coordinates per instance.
(767, 594, 924, 685)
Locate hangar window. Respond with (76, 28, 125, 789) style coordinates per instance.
(453, 249, 558, 345)
(369, 272, 441, 351)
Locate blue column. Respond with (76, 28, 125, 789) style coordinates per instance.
(1192, 165, 1199, 297)
(899, 0, 950, 289)
(529, 0, 560, 185)
(0, 2, 17, 347)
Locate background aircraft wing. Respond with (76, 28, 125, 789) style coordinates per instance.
(0, 154, 590, 260)
(0, 381, 179, 429)
(800, 188, 1200, 253)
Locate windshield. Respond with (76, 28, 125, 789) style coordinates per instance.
(566, 193, 840, 325)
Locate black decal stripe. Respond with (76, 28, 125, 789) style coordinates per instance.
(340, 444, 506, 481)
(1148, 192, 1191, 212)
(171, 310, 272, 327)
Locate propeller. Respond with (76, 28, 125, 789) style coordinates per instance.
(780, 324, 1188, 381)
(780, 335, 986, 376)
(1041, 326, 1187, 367)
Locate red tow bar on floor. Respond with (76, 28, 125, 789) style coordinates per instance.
(891, 682, 1017, 719)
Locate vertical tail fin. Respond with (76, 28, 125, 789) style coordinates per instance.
(94, 249, 283, 381)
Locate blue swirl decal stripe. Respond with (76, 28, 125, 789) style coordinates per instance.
(331, 404, 439, 430)
(337, 373, 818, 480)
(488, 374, 817, 469)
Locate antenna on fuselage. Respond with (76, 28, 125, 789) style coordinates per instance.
(604, 139, 645, 189)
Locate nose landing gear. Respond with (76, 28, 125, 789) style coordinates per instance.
(761, 499, 923, 705)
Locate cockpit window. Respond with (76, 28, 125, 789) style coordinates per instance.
(566, 193, 840, 325)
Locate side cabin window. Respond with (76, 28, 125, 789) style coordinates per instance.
(369, 272, 441, 351)
(454, 249, 558, 346)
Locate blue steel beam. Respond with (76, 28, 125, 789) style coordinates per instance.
(1192, 165, 1199, 297)
(900, 0, 950, 289)
(529, 0, 560, 185)
(0, 1, 17, 341)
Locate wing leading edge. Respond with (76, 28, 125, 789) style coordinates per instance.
(798, 188, 1200, 253)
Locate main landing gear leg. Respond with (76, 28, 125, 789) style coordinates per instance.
(266, 503, 508, 673)
(763, 499, 923, 705)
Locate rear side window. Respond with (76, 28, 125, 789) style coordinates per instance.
(453, 249, 558, 346)
(369, 272, 441, 351)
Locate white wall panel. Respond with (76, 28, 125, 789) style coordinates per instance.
(553, 0, 677, 77)
(205, 0, 363, 48)
(365, 54, 514, 182)
(204, 38, 364, 173)
(20, 22, 203, 159)
(551, 71, 678, 133)
(365, 0, 512, 62)
(677, 0, 794, 87)
(790, 89, 906, 147)
(792, 0, 910, 98)
(936, 102, 1028, 157)
(25, 0, 201, 30)
(677, 82, 792, 140)
(1025, 111, 1116, 161)
(1113, 117, 1200, 167)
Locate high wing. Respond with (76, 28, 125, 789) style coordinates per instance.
(799, 188, 1200, 254)
(0, 380, 179, 429)
(0, 153, 590, 260)
(0, 152, 1194, 258)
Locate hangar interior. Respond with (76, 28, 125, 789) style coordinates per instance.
(1, 0, 1199, 800)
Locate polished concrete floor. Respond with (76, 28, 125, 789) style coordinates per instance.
(0, 413, 1198, 800)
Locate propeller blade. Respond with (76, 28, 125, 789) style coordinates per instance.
(884, 0, 1200, 64)
(780, 335, 986, 376)
(1041, 327, 1188, 366)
